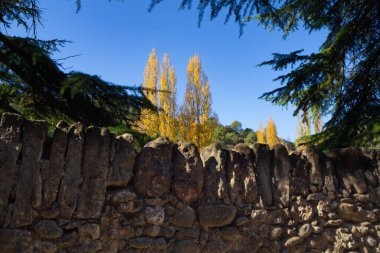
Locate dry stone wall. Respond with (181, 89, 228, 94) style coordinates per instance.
(0, 112, 380, 253)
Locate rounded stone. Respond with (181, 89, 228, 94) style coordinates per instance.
(298, 223, 312, 238)
(174, 240, 200, 253)
(34, 220, 63, 239)
(270, 227, 283, 240)
(145, 206, 165, 225)
(285, 236, 302, 247)
(365, 235, 377, 247)
(78, 223, 100, 240)
(198, 205, 237, 228)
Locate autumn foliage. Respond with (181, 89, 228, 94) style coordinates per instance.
(139, 50, 217, 149)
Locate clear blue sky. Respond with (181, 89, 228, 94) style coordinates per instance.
(12, 0, 327, 141)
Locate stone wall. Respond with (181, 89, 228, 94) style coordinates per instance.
(0, 112, 380, 253)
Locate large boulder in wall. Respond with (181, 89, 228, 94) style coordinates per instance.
(271, 144, 291, 207)
(201, 144, 229, 204)
(134, 137, 173, 197)
(172, 142, 204, 203)
(251, 143, 273, 206)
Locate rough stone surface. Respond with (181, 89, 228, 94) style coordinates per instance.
(252, 143, 273, 206)
(173, 142, 204, 203)
(145, 206, 165, 225)
(0, 113, 23, 226)
(198, 205, 237, 227)
(57, 123, 84, 218)
(201, 144, 229, 204)
(108, 133, 136, 187)
(0, 229, 33, 253)
(232, 144, 258, 204)
(11, 120, 47, 227)
(272, 144, 290, 207)
(34, 220, 63, 239)
(41, 122, 68, 209)
(171, 204, 196, 228)
(0, 113, 380, 253)
(134, 137, 172, 197)
(338, 203, 377, 222)
(76, 127, 110, 219)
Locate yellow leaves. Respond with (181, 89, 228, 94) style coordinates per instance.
(138, 50, 217, 149)
(140, 49, 160, 137)
(257, 121, 266, 143)
(265, 117, 280, 147)
(257, 118, 281, 147)
(158, 53, 177, 142)
(179, 54, 217, 149)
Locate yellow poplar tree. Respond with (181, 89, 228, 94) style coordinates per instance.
(158, 53, 178, 141)
(257, 121, 266, 143)
(265, 117, 280, 147)
(179, 54, 216, 148)
(140, 49, 159, 136)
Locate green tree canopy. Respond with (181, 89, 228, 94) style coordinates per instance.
(0, 0, 155, 128)
(151, 0, 380, 149)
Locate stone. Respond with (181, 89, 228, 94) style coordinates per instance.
(128, 237, 153, 249)
(78, 223, 100, 240)
(38, 241, 57, 253)
(290, 197, 314, 223)
(201, 144, 229, 204)
(0, 229, 33, 253)
(232, 144, 258, 204)
(57, 231, 79, 249)
(41, 122, 68, 208)
(111, 189, 136, 204)
(285, 236, 303, 247)
(145, 206, 165, 225)
(134, 137, 172, 197)
(317, 200, 330, 218)
(108, 133, 136, 187)
(171, 204, 195, 228)
(289, 153, 309, 196)
(272, 144, 291, 207)
(58, 123, 85, 218)
(298, 223, 312, 238)
(220, 227, 242, 240)
(155, 238, 167, 250)
(251, 143, 273, 206)
(0, 113, 23, 226)
(11, 120, 47, 227)
(304, 147, 325, 191)
(270, 227, 283, 240)
(173, 142, 204, 203)
(251, 209, 268, 224)
(235, 216, 250, 226)
(182, 228, 200, 238)
(119, 226, 135, 239)
(34, 220, 63, 239)
(338, 203, 377, 222)
(267, 209, 285, 225)
(323, 157, 337, 192)
(76, 127, 110, 219)
(326, 219, 343, 226)
(365, 235, 377, 248)
(143, 225, 160, 238)
(307, 193, 328, 201)
(347, 171, 368, 194)
(198, 204, 237, 227)
(161, 226, 175, 238)
(174, 240, 200, 253)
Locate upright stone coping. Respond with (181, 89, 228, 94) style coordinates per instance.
(172, 141, 204, 203)
(134, 137, 173, 197)
(0, 113, 379, 253)
(0, 113, 23, 227)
